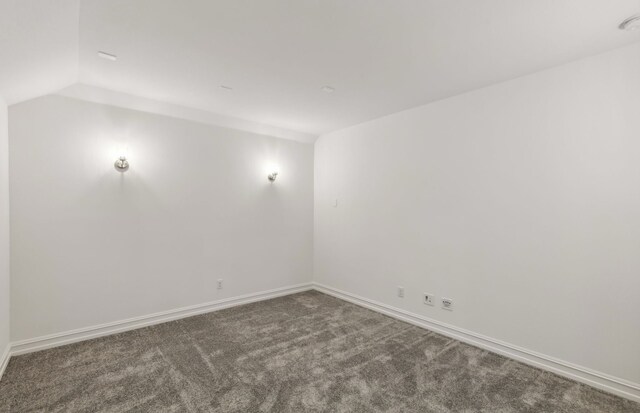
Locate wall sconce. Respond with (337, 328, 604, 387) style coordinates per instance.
(114, 156, 129, 172)
(268, 171, 278, 182)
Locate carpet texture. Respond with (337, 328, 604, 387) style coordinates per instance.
(0, 291, 638, 412)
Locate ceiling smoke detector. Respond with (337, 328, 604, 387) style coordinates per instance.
(321, 86, 335, 93)
(619, 15, 640, 31)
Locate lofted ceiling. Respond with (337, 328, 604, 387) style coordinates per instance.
(0, 0, 79, 104)
(2, 0, 640, 139)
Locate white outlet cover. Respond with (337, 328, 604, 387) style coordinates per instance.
(441, 297, 454, 310)
(423, 293, 435, 306)
(398, 286, 405, 298)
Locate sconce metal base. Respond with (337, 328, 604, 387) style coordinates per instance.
(114, 156, 129, 172)
(268, 172, 278, 182)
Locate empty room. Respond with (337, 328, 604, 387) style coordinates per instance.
(1, 0, 639, 412)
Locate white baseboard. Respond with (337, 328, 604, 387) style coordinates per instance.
(9, 283, 313, 357)
(313, 282, 640, 403)
(0, 344, 10, 380)
(4, 281, 639, 404)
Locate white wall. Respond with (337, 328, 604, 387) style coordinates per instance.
(0, 98, 10, 362)
(9, 95, 313, 341)
(315, 42, 640, 388)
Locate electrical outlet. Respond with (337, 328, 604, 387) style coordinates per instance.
(217, 279, 223, 290)
(397, 286, 405, 298)
(423, 293, 435, 306)
(441, 297, 454, 311)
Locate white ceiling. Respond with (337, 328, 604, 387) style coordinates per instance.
(2, 0, 640, 139)
(0, 0, 79, 104)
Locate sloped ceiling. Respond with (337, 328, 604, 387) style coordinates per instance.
(0, 0, 80, 104)
(1, 0, 640, 140)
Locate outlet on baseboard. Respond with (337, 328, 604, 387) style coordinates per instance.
(217, 279, 223, 290)
(441, 297, 454, 311)
(423, 293, 435, 306)
(397, 286, 405, 298)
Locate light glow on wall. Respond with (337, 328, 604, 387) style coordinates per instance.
(265, 161, 280, 183)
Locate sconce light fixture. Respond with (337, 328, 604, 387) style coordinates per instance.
(268, 171, 278, 182)
(114, 156, 129, 172)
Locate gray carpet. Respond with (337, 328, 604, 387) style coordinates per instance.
(0, 291, 638, 412)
